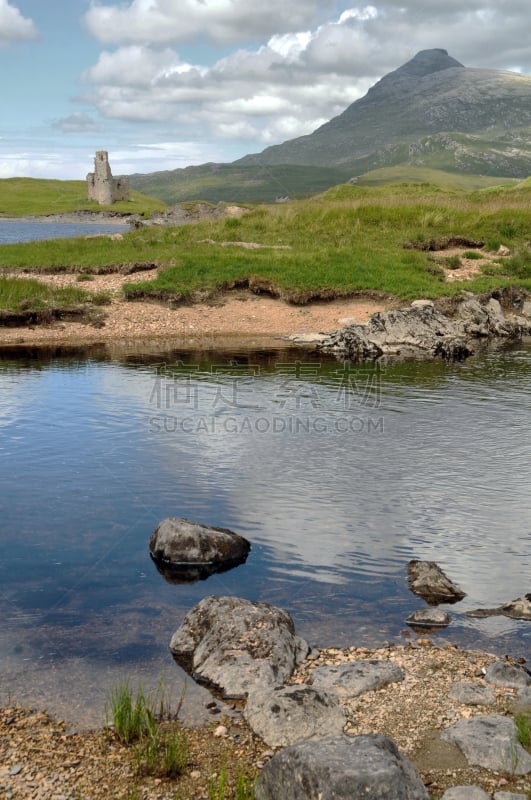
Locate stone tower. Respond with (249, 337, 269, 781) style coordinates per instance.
(87, 151, 129, 205)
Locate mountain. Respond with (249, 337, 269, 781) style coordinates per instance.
(130, 49, 531, 203)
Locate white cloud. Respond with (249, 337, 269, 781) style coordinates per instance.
(52, 113, 102, 134)
(0, 0, 37, 45)
(84, 0, 321, 45)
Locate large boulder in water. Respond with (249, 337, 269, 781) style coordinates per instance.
(407, 560, 466, 605)
(254, 733, 429, 800)
(169, 595, 308, 699)
(149, 518, 250, 582)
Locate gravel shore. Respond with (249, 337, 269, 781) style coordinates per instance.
(2, 640, 530, 800)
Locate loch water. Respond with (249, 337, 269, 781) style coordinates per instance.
(0, 340, 530, 726)
(0, 219, 129, 244)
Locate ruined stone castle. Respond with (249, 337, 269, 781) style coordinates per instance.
(86, 151, 129, 205)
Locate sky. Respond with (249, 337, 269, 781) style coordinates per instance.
(2, 1, 531, 181)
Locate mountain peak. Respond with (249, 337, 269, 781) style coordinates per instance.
(396, 49, 465, 78)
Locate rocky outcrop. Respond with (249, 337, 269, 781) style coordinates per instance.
(407, 560, 466, 605)
(466, 594, 531, 621)
(149, 517, 250, 583)
(297, 296, 531, 362)
(169, 596, 308, 699)
(442, 715, 531, 775)
(254, 733, 429, 800)
(244, 684, 346, 747)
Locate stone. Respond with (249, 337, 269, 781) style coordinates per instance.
(149, 517, 250, 583)
(441, 788, 490, 800)
(411, 299, 435, 308)
(442, 715, 531, 774)
(485, 662, 531, 689)
(255, 733, 429, 799)
(407, 560, 466, 605)
(169, 595, 308, 699)
(522, 300, 531, 318)
(244, 684, 346, 747)
(310, 659, 405, 697)
(406, 608, 451, 629)
(449, 682, 496, 706)
(466, 594, 531, 621)
(494, 793, 530, 800)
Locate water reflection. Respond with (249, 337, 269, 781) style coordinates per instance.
(0, 341, 530, 725)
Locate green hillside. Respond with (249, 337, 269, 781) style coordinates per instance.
(129, 162, 352, 205)
(0, 177, 166, 217)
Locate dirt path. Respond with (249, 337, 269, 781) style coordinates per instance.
(0, 269, 390, 348)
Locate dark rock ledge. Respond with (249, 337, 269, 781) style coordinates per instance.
(288, 292, 531, 362)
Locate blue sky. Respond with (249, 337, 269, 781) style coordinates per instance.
(2, 0, 531, 180)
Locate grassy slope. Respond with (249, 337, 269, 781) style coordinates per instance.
(1, 182, 531, 310)
(355, 166, 518, 191)
(129, 163, 353, 205)
(0, 178, 167, 217)
(0, 275, 109, 311)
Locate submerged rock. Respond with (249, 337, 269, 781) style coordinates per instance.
(244, 684, 346, 747)
(149, 518, 250, 583)
(169, 595, 308, 699)
(254, 733, 429, 800)
(406, 608, 451, 629)
(407, 560, 466, 605)
(466, 593, 531, 621)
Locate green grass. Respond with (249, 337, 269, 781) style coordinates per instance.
(515, 712, 531, 748)
(2, 181, 531, 312)
(354, 165, 518, 191)
(0, 177, 166, 217)
(0, 276, 109, 311)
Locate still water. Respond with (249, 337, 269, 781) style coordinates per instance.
(0, 219, 129, 244)
(0, 342, 530, 726)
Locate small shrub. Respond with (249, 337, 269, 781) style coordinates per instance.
(107, 680, 156, 745)
(500, 222, 517, 238)
(462, 250, 483, 260)
(443, 254, 461, 270)
(135, 724, 188, 777)
(76, 273, 95, 282)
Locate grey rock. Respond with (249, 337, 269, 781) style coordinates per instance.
(254, 733, 429, 800)
(407, 560, 466, 605)
(466, 594, 531, 621)
(169, 595, 308, 699)
(310, 298, 531, 363)
(442, 715, 531, 774)
(311, 659, 405, 697)
(485, 662, 531, 689)
(411, 299, 435, 308)
(149, 518, 250, 582)
(441, 788, 490, 800)
(406, 608, 451, 628)
(494, 793, 530, 800)
(522, 300, 531, 318)
(449, 682, 496, 706)
(244, 684, 346, 747)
